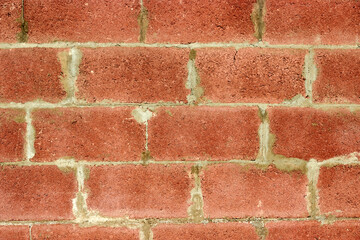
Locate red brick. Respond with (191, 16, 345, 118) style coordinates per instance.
(25, 0, 140, 43)
(202, 164, 308, 218)
(266, 221, 360, 240)
(0, 166, 76, 220)
(269, 107, 360, 161)
(148, 106, 260, 161)
(0, 0, 21, 42)
(152, 223, 258, 240)
(318, 165, 360, 217)
(86, 165, 192, 218)
(0, 226, 30, 240)
(196, 48, 306, 103)
(0, 48, 67, 103)
(33, 107, 145, 162)
(144, 0, 256, 43)
(0, 109, 26, 162)
(264, 0, 360, 44)
(77, 47, 189, 103)
(32, 225, 138, 240)
(313, 49, 360, 104)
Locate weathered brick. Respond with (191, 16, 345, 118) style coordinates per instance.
(202, 164, 308, 218)
(266, 221, 360, 240)
(318, 165, 360, 217)
(144, 0, 256, 43)
(0, 109, 26, 162)
(313, 49, 360, 104)
(196, 48, 306, 103)
(269, 108, 360, 161)
(25, 0, 140, 43)
(0, 226, 30, 240)
(148, 106, 260, 161)
(0, 0, 22, 42)
(0, 166, 76, 220)
(152, 223, 258, 240)
(86, 165, 192, 218)
(31, 225, 138, 240)
(264, 0, 360, 44)
(0, 48, 67, 103)
(33, 107, 145, 162)
(77, 47, 189, 103)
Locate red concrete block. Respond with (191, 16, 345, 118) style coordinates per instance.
(0, 48, 68, 103)
(202, 164, 308, 218)
(25, 0, 140, 43)
(0, 166, 76, 220)
(0, 226, 30, 240)
(77, 47, 189, 103)
(144, 0, 256, 43)
(266, 221, 360, 240)
(148, 106, 260, 161)
(269, 107, 360, 161)
(86, 165, 192, 218)
(0, 109, 26, 162)
(196, 48, 306, 103)
(152, 223, 258, 240)
(313, 49, 360, 104)
(33, 107, 145, 162)
(318, 165, 360, 217)
(264, 0, 360, 44)
(0, 0, 22, 42)
(32, 225, 138, 240)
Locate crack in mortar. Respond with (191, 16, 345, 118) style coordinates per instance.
(306, 159, 320, 218)
(25, 108, 35, 161)
(186, 50, 204, 104)
(251, 0, 266, 41)
(187, 165, 205, 223)
(303, 49, 318, 102)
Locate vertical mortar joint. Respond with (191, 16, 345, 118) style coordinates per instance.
(256, 106, 272, 164)
(251, 0, 266, 42)
(306, 159, 320, 218)
(138, 0, 149, 43)
(72, 164, 90, 222)
(303, 49, 318, 102)
(17, 0, 28, 42)
(186, 49, 204, 105)
(188, 164, 205, 223)
(252, 220, 268, 240)
(25, 107, 35, 161)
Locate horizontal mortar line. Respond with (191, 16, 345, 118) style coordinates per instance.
(1, 217, 360, 226)
(0, 42, 358, 50)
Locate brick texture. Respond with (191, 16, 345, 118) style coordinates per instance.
(313, 49, 360, 104)
(266, 221, 360, 240)
(31, 225, 138, 240)
(86, 165, 192, 218)
(0, 166, 76, 220)
(0, 226, 30, 240)
(25, 0, 140, 43)
(148, 106, 260, 161)
(318, 165, 360, 217)
(269, 107, 360, 161)
(33, 107, 145, 162)
(0, 48, 67, 103)
(152, 223, 258, 240)
(0, 0, 22, 42)
(265, 0, 360, 44)
(196, 48, 306, 103)
(202, 164, 308, 218)
(77, 47, 189, 103)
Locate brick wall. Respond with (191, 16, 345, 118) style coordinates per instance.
(0, 0, 360, 239)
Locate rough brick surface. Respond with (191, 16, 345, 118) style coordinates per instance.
(86, 165, 192, 218)
(77, 47, 189, 103)
(0, 109, 26, 162)
(144, 0, 256, 43)
(0, 48, 67, 103)
(0, 226, 30, 240)
(266, 221, 360, 240)
(265, 0, 360, 44)
(25, 0, 140, 43)
(202, 164, 308, 218)
(269, 107, 360, 161)
(31, 225, 138, 240)
(318, 166, 360, 217)
(0, 0, 22, 42)
(196, 48, 306, 103)
(33, 107, 145, 162)
(0, 166, 76, 220)
(313, 49, 360, 104)
(148, 106, 260, 161)
(152, 223, 258, 240)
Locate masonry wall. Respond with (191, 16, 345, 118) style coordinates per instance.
(0, 0, 360, 239)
